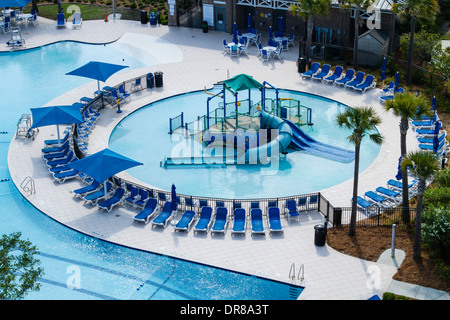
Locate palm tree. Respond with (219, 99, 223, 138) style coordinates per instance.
(336, 106, 383, 236)
(392, 0, 440, 86)
(289, 0, 332, 67)
(343, 0, 375, 69)
(384, 91, 431, 223)
(401, 151, 440, 260)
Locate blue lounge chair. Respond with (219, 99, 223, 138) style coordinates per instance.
(83, 182, 113, 205)
(268, 207, 283, 233)
(364, 191, 393, 209)
(194, 206, 213, 233)
(334, 69, 355, 86)
(353, 75, 376, 93)
(72, 12, 82, 29)
(173, 210, 196, 232)
(312, 64, 331, 81)
(345, 71, 365, 88)
(301, 62, 320, 79)
(322, 66, 343, 84)
(211, 207, 228, 234)
(131, 78, 142, 91)
(419, 139, 448, 153)
(42, 140, 70, 154)
(375, 186, 401, 205)
(97, 187, 126, 212)
(53, 169, 79, 183)
(118, 85, 131, 102)
(73, 180, 100, 198)
(46, 151, 75, 167)
(151, 201, 176, 228)
(250, 208, 265, 235)
(134, 198, 160, 224)
(309, 195, 318, 206)
(417, 132, 446, 144)
(380, 88, 404, 103)
(387, 179, 418, 196)
(355, 196, 378, 214)
(42, 144, 70, 160)
(231, 208, 246, 235)
(285, 199, 299, 221)
(56, 13, 66, 28)
(133, 189, 150, 209)
(380, 81, 394, 94)
(44, 130, 70, 146)
(124, 185, 140, 207)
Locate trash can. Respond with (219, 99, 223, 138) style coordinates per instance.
(149, 12, 157, 25)
(146, 73, 154, 88)
(333, 208, 342, 227)
(140, 10, 148, 24)
(154, 71, 163, 87)
(314, 224, 327, 246)
(202, 20, 208, 33)
(297, 57, 306, 73)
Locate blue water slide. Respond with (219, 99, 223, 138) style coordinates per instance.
(284, 119, 355, 163)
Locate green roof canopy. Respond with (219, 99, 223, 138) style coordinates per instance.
(221, 74, 264, 93)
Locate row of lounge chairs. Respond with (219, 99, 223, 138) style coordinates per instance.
(302, 62, 377, 93)
(57, 12, 82, 29)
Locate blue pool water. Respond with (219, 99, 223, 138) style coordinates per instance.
(109, 87, 381, 198)
(0, 41, 302, 300)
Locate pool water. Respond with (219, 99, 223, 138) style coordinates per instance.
(109, 87, 381, 198)
(0, 40, 302, 300)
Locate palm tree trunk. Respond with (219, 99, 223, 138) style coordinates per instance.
(31, 0, 38, 13)
(388, 0, 397, 55)
(349, 143, 360, 237)
(305, 16, 314, 66)
(57, 0, 62, 14)
(353, 7, 360, 69)
(400, 119, 410, 223)
(413, 180, 426, 260)
(406, 16, 416, 86)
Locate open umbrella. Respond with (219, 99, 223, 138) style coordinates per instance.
(66, 61, 128, 94)
(66, 148, 143, 199)
(0, 0, 31, 7)
(380, 57, 387, 86)
(171, 183, 177, 210)
(30, 105, 84, 144)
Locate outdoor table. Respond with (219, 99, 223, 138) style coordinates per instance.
(274, 37, 288, 44)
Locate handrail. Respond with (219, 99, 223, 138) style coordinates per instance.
(289, 263, 296, 280)
(297, 264, 304, 282)
(20, 176, 35, 195)
(289, 263, 305, 282)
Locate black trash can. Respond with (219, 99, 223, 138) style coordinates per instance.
(297, 57, 306, 73)
(202, 20, 208, 33)
(149, 12, 157, 25)
(333, 208, 342, 227)
(140, 10, 148, 24)
(154, 71, 163, 87)
(146, 73, 154, 88)
(314, 224, 327, 246)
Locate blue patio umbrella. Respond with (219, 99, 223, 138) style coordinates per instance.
(0, 0, 31, 7)
(268, 25, 273, 40)
(395, 156, 402, 180)
(394, 71, 399, 93)
(380, 57, 387, 85)
(171, 183, 177, 211)
(247, 13, 252, 32)
(232, 22, 238, 44)
(66, 148, 143, 199)
(66, 61, 128, 94)
(30, 105, 84, 143)
(431, 96, 436, 112)
(279, 17, 284, 35)
(433, 135, 439, 153)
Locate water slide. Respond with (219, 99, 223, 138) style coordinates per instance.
(284, 118, 355, 163)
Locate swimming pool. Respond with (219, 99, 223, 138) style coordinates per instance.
(0, 39, 303, 299)
(109, 87, 381, 198)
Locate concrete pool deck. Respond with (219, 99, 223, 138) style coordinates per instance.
(4, 16, 446, 300)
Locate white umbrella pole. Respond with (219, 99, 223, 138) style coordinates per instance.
(57, 124, 61, 144)
(104, 182, 108, 200)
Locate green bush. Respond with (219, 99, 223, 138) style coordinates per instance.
(423, 187, 450, 208)
(422, 206, 450, 261)
(382, 292, 409, 300)
(435, 167, 450, 188)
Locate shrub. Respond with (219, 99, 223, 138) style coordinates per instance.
(434, 167, 450, 188)
(422, 206, 450, 261)
(423, 187, 450, 208)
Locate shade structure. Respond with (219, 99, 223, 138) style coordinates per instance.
(0, 0, 31, 7)
(66, 61, 128, 93)
(30, 105, 84, 143)
(171, 184, 177, 211)
(380, 57, 387, 84)
(221, 74, 263, 93)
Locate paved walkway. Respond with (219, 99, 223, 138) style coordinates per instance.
(5, 16, 446, 300)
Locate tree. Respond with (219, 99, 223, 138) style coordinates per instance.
(384, 91, 431, 223)
(401, 151, 440, 260)
(289, 0, 332, 66)
(343, 0, 374, 70)
(399, 30, 441, 67)
(336, 106, 383, 236)
(392, 0, 440, 85)
(0, 232, 44, 300)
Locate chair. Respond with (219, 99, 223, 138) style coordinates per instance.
(130, 78, 142, 91)
(2, 21, 11, 34)
(301, 62, 320, 79)
(281, 39, 288, 51)
(46, 151, 75, 167)
(284, 199, 299, 221)
(44, 130, 70, 146)
(257, 42, 263, 57)
(111, 88, 121, 104)
(312, 64, 331, 81)
(52, 169, 79, 183)
(133, 189, 150, 209)
(173, 210, 196, 232)
(322, 66, 343, 84)
(261, 49, 269, 62)
(231, 208, 246, 235)
(417, 131, 446, 144)
(151, 201, 176, 228)
(124, 185, 140, 207)
(387, 179, 418, 196)
(250, 208, 265, 235)
(118, 85, 130, 102)
(345, 71, 365, 88)
(27, 13, 38, 26)
(83, 182, 114, 205)
(193, 206, 213, 233)
(288, 33, 294, 47)
(6, 27, 25, 48)
(379, 87, 405, 104)
(375, 186, 402, 205)
(272, 46, 282, 60)
(42, 144, 70, 160)
(42, 140, 70, 154)
(72, 12, 82, 29)
(334, 69, 355, 86)
(222, 39, 230, 55)
(97, 187, 126, 212)
(134, 198, 160, 224)
(56, 13, 66, 28)
(72, 180, 100, 198)
(355, 196, 378, 215)
(239, 42, 248, 56)
(211, 207, 228, 234)
(230, 45, 239, 57)
(380, 81, 394, 94)
(364, 191, 393, 209)
(268, 207, 283, 233)
(297, 197, 307, 211)
(353, 75, 376, 93)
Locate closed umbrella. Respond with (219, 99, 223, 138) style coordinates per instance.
(433, 135, 439, 154)
(279, 17, 284, 36)
(380, 57, 387, 86)
(233, 22, 238, 44)
(394, 71, 399, 93)
(247, 13, 252, 33)
(431, 96, 436, 113)
(171, 183, 177, 210)
(66, 61, 128, 94)
(395, 156, 402, 180)
(30, 105, 84, 144)
(268, 25, 273, 40)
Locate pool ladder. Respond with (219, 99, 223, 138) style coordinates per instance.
(20, 176, 35, 195)
(289, 263, 304, 282)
